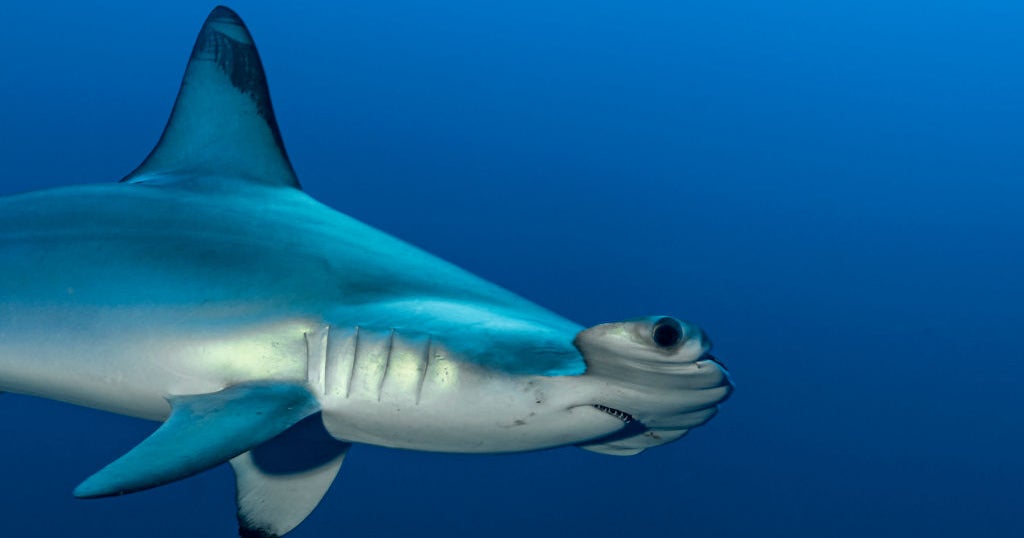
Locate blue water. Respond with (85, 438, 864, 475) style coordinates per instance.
(1, 1, 1021, 537)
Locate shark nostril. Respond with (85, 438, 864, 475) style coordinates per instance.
(651, 317, 683, 348)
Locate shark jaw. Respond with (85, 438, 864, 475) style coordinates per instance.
(0, 6, 732, 537)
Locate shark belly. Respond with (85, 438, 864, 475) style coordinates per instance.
(0, 302, 312, 420)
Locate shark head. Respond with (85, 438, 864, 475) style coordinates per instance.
(572, 317, 733, 455)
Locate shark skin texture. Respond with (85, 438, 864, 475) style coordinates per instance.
(0, 6, 733, 537)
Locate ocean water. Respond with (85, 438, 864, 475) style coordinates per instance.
(0, 1, 1021, 537)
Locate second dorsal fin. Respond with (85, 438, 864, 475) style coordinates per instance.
(122, 6, 300, 189)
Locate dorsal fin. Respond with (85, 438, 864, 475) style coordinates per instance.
(122, 6, 300, 189)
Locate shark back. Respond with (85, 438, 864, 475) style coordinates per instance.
(0, 4, 583, 377)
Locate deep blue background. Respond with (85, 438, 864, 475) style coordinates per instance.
(1, 1, 1021, 537)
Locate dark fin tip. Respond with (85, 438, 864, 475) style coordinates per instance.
(210, 5, 243, 21)
(190, 6, 280, 149)
(239, 520, 279, 538)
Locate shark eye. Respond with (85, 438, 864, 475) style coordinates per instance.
(651, 317, 683, 348)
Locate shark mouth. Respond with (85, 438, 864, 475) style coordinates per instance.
(592, 404, 635, 424)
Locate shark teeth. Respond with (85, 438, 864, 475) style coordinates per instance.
(592, 404, 635, 424)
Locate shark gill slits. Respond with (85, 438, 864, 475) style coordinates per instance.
(593, 404, 635, 424)
(651, 317, 683, 348)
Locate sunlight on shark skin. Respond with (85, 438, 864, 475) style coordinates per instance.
(0, 6, 733, 537)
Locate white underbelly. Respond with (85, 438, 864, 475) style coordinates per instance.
(0, 305, 312, 420)
(311, 325, 620, 453)
(0, 309, 621, 453)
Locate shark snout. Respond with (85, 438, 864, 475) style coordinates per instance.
(571, 316, 732, 451)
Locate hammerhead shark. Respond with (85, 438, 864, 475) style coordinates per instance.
(0, 6, 732, 537)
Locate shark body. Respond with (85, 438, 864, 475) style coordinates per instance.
(0, 7, 732, 537)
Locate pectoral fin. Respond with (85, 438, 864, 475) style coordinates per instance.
(231, 414, 350, 538)
(74, 382, 319, 498)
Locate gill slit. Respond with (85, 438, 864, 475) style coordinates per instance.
(378, 329, 395, 402)
(416, 335, 432, 405)
(320, 325, 330, 395)
(346, 326, 360, 399)
(302, 328, 327, 395)
(302, 330, 311, 392)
